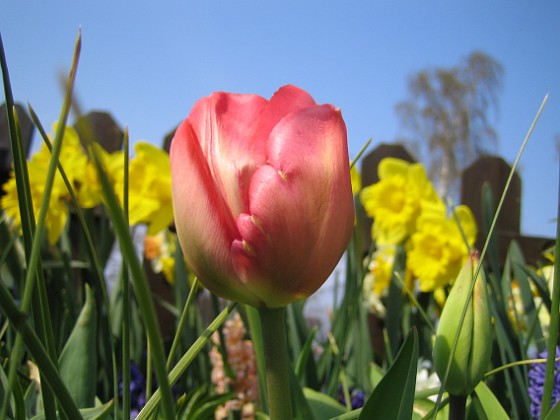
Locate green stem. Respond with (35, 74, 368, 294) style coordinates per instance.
(258, 306, 293, 420)
(166, 278, 199, 370)
(121, 128, 131, 420)
(540, 148, 560, 418)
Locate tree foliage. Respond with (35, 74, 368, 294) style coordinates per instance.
(395, 51, 504, 198)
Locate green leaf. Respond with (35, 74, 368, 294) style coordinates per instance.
(304, 387, 347, 419)
(90, 131, 175, 419)
(58, 283, 97, 408)
(358, 328, 418, 420)
(189, 393, 235, 420)
(474, 381, 508, 420)
(368, 363, 384, 390)
(508, 241, 544, 347)
(545, 398, 560, 420)
(0, 362, 16, 419)
(330, 408, 361, 420)
(295, 327, 318, 382)
(30, 399, 113, 420)
(136, 303, 236, 419)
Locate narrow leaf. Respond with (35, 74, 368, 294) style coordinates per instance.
(474, 381, 509, 420)
(58, 283, 97, 408)
(358, 328, 418, 420)
(304, 387, 347, 419)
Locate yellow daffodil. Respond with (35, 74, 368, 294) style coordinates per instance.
(360, 158, 440, 245)
(407, 204, 477, 292)
(350, 164, 361, 195)
(116, 142, 173, 235)
(77, 143, 124, 209)
(1, 124, 88, 244)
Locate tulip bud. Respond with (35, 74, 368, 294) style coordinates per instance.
(433, 252, 492, 396)
(170, 85, 355, 308)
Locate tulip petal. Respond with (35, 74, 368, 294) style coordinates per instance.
(233, 104, 354, 307)
(171, 121, 262, 306)
(186, 92, 268, 217)
(250, 85, 317, 146)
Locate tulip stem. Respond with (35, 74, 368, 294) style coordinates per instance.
(258, 306, 293, 420)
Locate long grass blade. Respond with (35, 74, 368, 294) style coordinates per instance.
(540, 138, 560, 418)
(137, 302, 236, 419)
(432, 94, 549, 418)
(121, 127, 131, 420)
(88, 136, 176, 419)
(167, 277, 200, 370)
(1, 30, 82, 419)
(28, 103, 119, 415)
(0, 280, 82, 418)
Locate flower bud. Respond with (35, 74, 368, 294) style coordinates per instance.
(433, 252, 492, 396)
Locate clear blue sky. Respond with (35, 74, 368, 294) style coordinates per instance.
(1, 1, 559, 237)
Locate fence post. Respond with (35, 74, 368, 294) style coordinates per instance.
(74, 111, 123, 153)
(460, 156, 521, 265)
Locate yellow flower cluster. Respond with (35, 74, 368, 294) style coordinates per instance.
(144, 230, 176, 284)
(1, 123, 173, 245)
(115, 142, 174, 236)
(2, 124, 95, 244)
(359, 158, 477, 299)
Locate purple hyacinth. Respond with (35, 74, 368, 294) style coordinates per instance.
(528, 347, 560, 419)
(337, 385, 366, 410)
(118, 363, 147, 418)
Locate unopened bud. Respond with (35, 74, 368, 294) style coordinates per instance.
(433, 252, 492, 396)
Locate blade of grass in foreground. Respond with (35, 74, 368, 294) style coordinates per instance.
(28, 104, 120, 416)
(88, 139, 176, 419)
(137, 302, 236, 419)
(121, 127, 131, 420)
(540, 128, 560, 418)
(0, 280, 82, 418)
(432, 94, 549, 419)
(1, 30, 82, 419)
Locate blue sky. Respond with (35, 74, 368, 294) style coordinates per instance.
(1, 1, 559, 237)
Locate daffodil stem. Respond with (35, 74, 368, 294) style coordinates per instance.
(449, 394, 466, 420)
(258, 306, 293, 420)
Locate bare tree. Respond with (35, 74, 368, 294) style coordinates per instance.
(395, 51, 504, 198)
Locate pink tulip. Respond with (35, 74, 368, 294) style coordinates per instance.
(170, 85, 354, 308)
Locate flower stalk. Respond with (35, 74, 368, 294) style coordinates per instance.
(258, 306, 293, 420)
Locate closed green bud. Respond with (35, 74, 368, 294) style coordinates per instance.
(433, 252, 492, 396)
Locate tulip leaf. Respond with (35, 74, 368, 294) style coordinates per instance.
(474, 381, 508, 419)
(58, 283, 97, 408)
(358, 328, 418, 420)
(303, 387, 347, 419)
